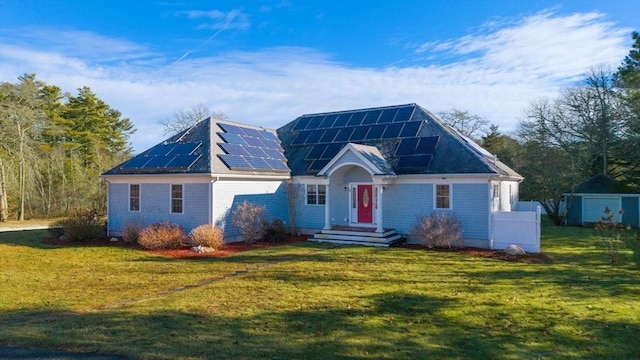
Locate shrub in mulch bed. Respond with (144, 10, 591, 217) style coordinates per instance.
(41, 234, 310, 259)
(396, 242, 553, 264)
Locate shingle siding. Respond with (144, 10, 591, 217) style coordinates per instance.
(452, 183, 489, 242)
(107, 183, 129, 236)
(383, 182, 489, 244)
(383, 183, 434, 234)
(107, 182, 209, 235)
(294, 184, 325, 230)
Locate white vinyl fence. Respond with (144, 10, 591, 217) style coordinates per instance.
(491, 207, 541, 253)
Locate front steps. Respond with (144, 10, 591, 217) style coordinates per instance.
(309, 226, 403, 247)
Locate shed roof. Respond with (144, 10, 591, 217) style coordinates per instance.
(572, 174, 636, 194)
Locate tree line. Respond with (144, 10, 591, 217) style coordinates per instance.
(441, 32, 640, 225)
(0, 74, 135, 221)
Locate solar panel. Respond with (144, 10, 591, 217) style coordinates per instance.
(308, 159, 330, 172)
(237, 127, 258, 138)
(147, 144, 175, 156)
(416, 136, 439, 154)
(382, 123, 403, 139)
(246, 147, 270, 158)
(245, 156, 270, 169)
(396, 154, 432, 169)
(399, 121, 422, 137)
(319, 115, 337, 128)
(319, 128, 339, 143)
(219, 143, 250, 157)
(145, 155, 175, 168)
(168, 142, 200, 155)
(322, 143, 343, 159)
(121, 156, 151, 169)
(349, 126, 369, 141)
(393, 105, 415, 122)
(306, 144, 328, 160)
(219, 123, 246, 135)
(305, 129, 324, 144)
(304, 116, 324, 130)
(291, 131, 311, 146)
(334, 128, 354, 142)
(292, 118, 309, 131)
(258, 139, 276, 149)
(243, 136, 265, 148)
(264, 158, 289, 171)
(365, 124, 386, 140)
(263, 148, 284, 159)
(377, 109, 397, 124)
(220, 133, 246, 145)
(395, 138, 419, 156)
(261, 131, 279, 142)
(347, 112, 366, 126)
(167, 154, 201, 168)
(334, 113, 352, 127)
(219, 154, 252, 170)
(362, 110, 382, 125)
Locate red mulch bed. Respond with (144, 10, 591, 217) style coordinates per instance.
(395, 243, 553, 264)
(42, 236, 551, 263)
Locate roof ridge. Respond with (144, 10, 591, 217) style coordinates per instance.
(298, 103, 416, 118)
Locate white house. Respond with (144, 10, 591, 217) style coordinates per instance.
(102, 103, 524, 248)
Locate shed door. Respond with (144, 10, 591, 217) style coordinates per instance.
(357, 185, 373, 223)
(583, 196, 622, 223)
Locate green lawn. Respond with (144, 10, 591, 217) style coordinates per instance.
(0, 223, 638, 359)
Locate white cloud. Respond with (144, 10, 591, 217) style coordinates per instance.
(0, 11, 632, 152)
(178, 9, 250, 31)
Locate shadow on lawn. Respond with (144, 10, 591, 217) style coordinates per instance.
(2, 291, 637, 359)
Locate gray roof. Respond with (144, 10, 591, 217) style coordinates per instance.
(104, 103, 522, 180)
(278, 103, 522, 178)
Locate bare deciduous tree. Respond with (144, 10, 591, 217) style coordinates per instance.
(159, 103, 228, 135)
(438, 109, 489, 139)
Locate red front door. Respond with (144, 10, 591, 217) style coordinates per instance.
(357, 185, 373, 223)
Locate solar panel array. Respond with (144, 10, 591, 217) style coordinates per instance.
(121, 142, 202, 171)
(217, 123, 289, 172)
(288, 104, 439, 172)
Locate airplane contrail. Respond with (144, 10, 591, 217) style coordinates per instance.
(172, 10, 238, 65)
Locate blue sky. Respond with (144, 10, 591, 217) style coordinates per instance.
(1, 0, 639, 151)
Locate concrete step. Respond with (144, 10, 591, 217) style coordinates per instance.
(320, 228, 396, 238)
(309, 228, 403, 247)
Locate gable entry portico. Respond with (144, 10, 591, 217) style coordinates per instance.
(310, 143, 402, 246)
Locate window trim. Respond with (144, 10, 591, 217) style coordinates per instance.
(129, 184, 140, 212)
(306, 184, 326, 205)
(434, 183, 452, 210)
(170, 184, 184, 214)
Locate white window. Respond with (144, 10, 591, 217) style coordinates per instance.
(171, 184, 183, 213)
(493, 184, 500, 199)
(129, 184, 140, 212)
(435, 184, 451, 209)
(306, 184, 326, 205)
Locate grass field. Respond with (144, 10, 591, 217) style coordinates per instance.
(0, 222, 638, 359)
